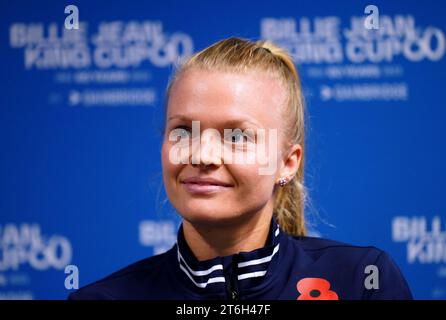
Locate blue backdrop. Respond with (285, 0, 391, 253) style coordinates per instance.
(1, 0, 445, 299)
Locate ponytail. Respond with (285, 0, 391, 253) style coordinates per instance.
(258, 40, 307, 236)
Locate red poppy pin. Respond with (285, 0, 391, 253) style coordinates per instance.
(296, 277, 339, 300)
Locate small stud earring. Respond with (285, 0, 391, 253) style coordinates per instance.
(278, 177, 288, 187)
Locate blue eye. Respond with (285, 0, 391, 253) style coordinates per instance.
(173, 126, 191, 139)
(227, 129, 248, 143)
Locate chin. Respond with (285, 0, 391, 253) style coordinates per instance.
(179, 204, 242, 227)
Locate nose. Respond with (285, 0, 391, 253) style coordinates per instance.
(191, 129, 222, 168)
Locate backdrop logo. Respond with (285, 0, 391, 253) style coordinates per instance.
(9, 20, 194, 69)
(261, 16, 445, 64)
(139, 220, 177, 255)
(0, 223, 72, 271)
(260, 15, 445, 103)
(8, 19, 194, 108)
(392, 216, 446, 264)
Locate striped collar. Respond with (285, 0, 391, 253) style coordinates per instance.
(175, 216, 282, 295)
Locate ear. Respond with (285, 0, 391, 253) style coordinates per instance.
(277, 144, 302, 182)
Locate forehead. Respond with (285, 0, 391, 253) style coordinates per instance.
(167, 69, 286, 129)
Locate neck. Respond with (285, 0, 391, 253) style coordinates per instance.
(182, 206, 273, 261)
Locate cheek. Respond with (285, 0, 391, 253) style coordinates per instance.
(229, 164, 274, 196)
(161, 141, 178, 179)
(161, 142, 169, 171)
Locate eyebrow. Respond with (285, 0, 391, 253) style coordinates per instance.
(167, 115, 263, 128)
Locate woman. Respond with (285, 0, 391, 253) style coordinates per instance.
(69, 37, 412, 300)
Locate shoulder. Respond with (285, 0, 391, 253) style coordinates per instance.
(288, 236, 413, 299)
(68, 247, 173, 300)
(291, 235, 383, 261)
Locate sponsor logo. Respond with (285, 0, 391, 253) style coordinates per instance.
(392, 216, 446, 264)
(0, 223, 72, 271)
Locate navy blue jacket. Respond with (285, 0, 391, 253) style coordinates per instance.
(69, 217, 412, 300)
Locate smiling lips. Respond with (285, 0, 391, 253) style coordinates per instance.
(180, 177, 233, 194)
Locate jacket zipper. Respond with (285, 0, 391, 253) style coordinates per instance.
(226, 257, 240, 300)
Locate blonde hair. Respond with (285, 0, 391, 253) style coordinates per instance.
(165, 37, 307, 236)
